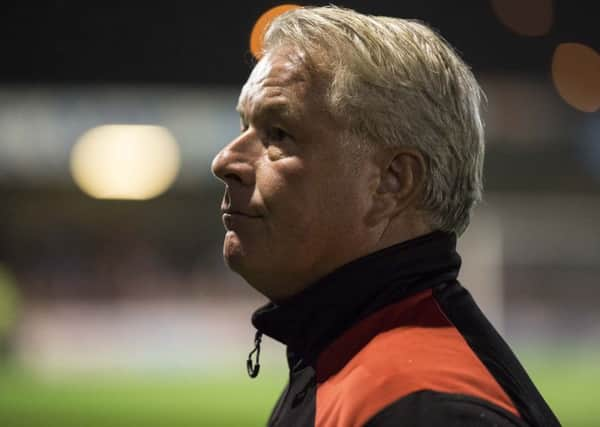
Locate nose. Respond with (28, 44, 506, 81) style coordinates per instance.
(211, 135, 256, 187)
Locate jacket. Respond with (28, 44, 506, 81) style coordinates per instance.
(249, 230, 560, 426)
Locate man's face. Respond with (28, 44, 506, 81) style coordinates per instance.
(211, 48, 377, 301)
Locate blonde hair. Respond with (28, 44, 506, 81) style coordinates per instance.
(262, 6, 485, 236)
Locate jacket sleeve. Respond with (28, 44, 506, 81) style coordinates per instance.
(363, 390, 531, 427)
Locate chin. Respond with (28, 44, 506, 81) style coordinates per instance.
(224, 255, 275, 299)
(223, 231, 262, 276)
(223, 231, 245, 265)
(222, 234, 279, 296)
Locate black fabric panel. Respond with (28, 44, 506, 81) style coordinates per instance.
(433, 282, 561, 427)
(267, 364, 316, 427)
(364, 390, 529, 427)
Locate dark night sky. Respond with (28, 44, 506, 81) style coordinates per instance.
(0, 1, 598, 84)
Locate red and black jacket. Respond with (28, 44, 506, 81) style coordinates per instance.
(250, 231, 560, 426)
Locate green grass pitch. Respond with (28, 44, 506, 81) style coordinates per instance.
(0, 350, 598, 426)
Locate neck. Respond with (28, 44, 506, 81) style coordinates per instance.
(251, 230, 460, 363)
(261, 220, 433, 304)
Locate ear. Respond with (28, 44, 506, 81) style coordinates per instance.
(365, 148, 425, 227)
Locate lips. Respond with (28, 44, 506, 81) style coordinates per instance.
(222, 210, 261, 230)
(221, 209, 261, 218)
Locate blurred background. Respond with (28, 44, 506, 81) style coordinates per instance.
(0, 1, 598, 426)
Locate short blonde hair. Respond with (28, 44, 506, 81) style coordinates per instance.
(262, 6, 485, 236)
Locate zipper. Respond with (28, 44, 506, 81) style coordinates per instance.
(247, 331, 262, 378)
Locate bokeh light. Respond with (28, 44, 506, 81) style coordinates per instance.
(552, 43, 600, 113)
(491, 0, 554, 37)
(70, 125, 181, 200)
(250, 4, 300, 59)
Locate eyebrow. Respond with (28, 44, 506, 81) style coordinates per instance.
(237, 100, 295, 124)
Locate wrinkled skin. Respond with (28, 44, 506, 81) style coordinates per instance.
(211, 47, 427, 302)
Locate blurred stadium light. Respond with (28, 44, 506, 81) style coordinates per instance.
(0, 87, 239, 186)
(491, 0, 554, 37)
(551, 42, 600, 113)
(71, 125, 180, 200)
(250, 4, 301, 59)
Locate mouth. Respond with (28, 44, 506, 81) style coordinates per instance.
(222, 211, 262, 230)
(221, 210, 262, 218)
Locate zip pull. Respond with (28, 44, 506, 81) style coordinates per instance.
(247, 330, 263, 378)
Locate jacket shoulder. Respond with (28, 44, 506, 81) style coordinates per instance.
(315, 291, 519, 427)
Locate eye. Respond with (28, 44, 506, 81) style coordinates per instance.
(266, 127, 290, 142)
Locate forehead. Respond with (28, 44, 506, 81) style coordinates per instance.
(237, 49, 314, 118)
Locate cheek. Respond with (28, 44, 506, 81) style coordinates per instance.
(255, 155, 366, 240)
(257, 163, 331, 255)
(255, 157, 308, 212)
(321, 170, 371, 228)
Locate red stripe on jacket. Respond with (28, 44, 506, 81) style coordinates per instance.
(315, 289, 519, 427)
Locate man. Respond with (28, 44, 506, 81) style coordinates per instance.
(211, 6, 559, 427)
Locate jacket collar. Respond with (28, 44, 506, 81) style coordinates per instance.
(251, 230, 461, 366)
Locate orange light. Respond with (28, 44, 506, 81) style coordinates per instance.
(250, 4, 301, 59)
(491, 0, 553, 37)
(552, 43, 600, 113)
